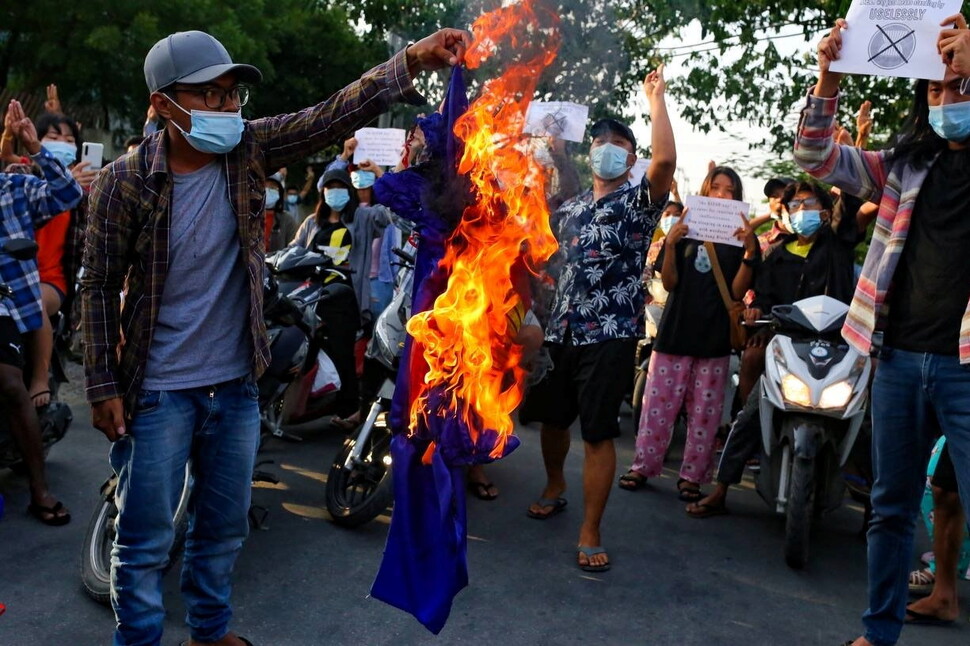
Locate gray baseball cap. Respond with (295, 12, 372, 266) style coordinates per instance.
(144, 31, 262, 93)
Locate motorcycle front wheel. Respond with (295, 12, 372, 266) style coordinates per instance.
(326, 419, 393, 528)
(80, 465, 192, 605)
(784, 455, 815, 570)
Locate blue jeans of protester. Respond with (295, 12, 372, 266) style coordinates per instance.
(370, 277, 394, 320)
(109, 377, 260, 646)
(862, 348, 970, 645)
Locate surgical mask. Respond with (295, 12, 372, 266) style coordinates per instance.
(324, 188, 350, 211)
(659, 216, 679, 235)
(265, 189, 279, 206)
(788, 209, 823, 237)
(351, 170, 375, 189)
(169, 101, 244, 154)
(42, 141, 77, 167)
(286, 194, 299, 205)
(928, 102, 970, 142)
(590, 142, 632, 180)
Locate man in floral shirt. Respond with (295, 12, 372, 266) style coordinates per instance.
(520, 67, 676, 572)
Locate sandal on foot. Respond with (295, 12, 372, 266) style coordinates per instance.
(677, 478, 703, 503)
(685, 500, 729, 519)
(467, 481, 498, 501)
(905, 608, 954, 626)
(908, 567, 935, 596)
(526, 497, 566, 520)
(577, 546, 611, 572)
(30, 389, 51, 409)
(27, 500, 71, 526)
(618, 471, 647, 491)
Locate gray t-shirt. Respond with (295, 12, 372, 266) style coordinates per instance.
(142, 160, 252, 389)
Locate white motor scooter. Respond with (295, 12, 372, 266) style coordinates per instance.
(755, 295, 871, 569)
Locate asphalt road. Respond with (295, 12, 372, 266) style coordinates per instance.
(0, 362, 964, 646)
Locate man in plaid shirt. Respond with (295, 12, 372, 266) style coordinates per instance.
(80, 29, 471, 646)
(0, 99, 82, 527)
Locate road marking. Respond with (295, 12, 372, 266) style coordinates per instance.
(281, 502, 329, 520)
(280, 463, 328, 484)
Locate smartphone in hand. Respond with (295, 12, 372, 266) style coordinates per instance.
(81, 142, 104, 170)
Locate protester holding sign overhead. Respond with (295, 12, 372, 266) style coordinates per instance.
(796, 12, 970, 646)
(617, 165, 757, 499)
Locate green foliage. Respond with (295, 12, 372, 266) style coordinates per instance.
(0, 0, 386, 134)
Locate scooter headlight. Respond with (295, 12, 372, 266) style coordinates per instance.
(780, 372, 812, 407)
(819, 380, 853, 409)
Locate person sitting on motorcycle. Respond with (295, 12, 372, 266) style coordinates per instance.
(0, 99, 82, 525)
(617, 166, 757, 501)
(290, 167, 362, 420)
(686, 180, 867, 518)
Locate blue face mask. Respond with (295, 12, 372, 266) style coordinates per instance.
(928, 102, 970, 142)
(42, 141, 77, 167)
(659, 215, 679, 235)
(170, 101, 244, 154)
(265, 189, 279, 207)
(788, 209, 823, 237)
(286, 193, 299, 205)
(324, 188, 350, 211)
(590, 142, 632, 180)
(351, 170, 375, 189)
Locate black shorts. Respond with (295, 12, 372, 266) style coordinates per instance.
(519, 338, 637, 443)
(0, 317, 24, 370)
(932, 442, 958, 494)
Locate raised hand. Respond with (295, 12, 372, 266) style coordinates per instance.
(734, 211, 758, 257)
(856, 100, 872, 133)
(643, 64, 667, 101)
(357, 159, 384, 178)
(340, 137, 358, 161)
(44, 84, 62, 114)
(6, 100, 41, 155)
(665, 207, 690, 247)
(939, 14, 970, 76)
(818, 19, 847, 75)
(406, 28, 473, 75)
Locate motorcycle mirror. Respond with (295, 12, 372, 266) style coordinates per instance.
(2, 238, 38, 261)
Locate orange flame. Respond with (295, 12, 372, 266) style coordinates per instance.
(405, 0, 562, 458)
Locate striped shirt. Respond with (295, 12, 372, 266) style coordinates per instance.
(0, 149, 83, 332)
(793, 91, 970, 363)
(81, 49, 424, 413)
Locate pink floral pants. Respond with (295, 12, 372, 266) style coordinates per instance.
(630, 351, 730, 484)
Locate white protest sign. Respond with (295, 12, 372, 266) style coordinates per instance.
(829, 0, 964, 81)
(683, 195, 749, 247)
(523, 101, 589, 142)
(353, 128, 407, 166)
(629, 159, 650, 186)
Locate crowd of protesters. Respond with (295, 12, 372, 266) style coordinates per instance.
(0, 10, 969, 646)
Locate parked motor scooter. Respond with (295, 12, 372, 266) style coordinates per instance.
(753, 294, 872, 569)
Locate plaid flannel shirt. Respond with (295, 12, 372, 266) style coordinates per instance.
(81, 49, 424, 414)
(0, 149, 83, 332)
(794, 91, 970, 363)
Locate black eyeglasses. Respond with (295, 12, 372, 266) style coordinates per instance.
(787, 197, 821, 211)
(172, 85, 250, 110)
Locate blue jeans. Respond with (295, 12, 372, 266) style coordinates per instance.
(109, 378, 259, 646)
(863, 348, 970, 645)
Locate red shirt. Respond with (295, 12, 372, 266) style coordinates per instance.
(36, 210, 71, 294)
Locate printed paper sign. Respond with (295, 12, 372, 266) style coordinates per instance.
(353, 128, 407, 166)
(683, 195, 750, 247)
(829, 0, 964, 80)
(629, 159, 651, 186)
(523, 101, 589, 142)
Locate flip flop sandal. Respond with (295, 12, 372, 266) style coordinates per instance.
(905, 608, 955, 626)
(30, 389, 51, 409)
(27, 501, 71, 526)
(577, 546, 611, 572)
(908, 567, 936, 596)
(467, 481, 499, 501)
(181, 638, 254, 646)
(618, 471, 648, 491)
(526, 497, 566, 520)
(677, 478, 703, 503)
(685, 501, 729, 519)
